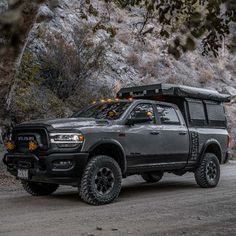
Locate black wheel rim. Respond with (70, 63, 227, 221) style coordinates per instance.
(206, 161, 217, 181)
(94, 167, 115, 195)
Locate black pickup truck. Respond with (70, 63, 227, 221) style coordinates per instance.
(3, 84, 231, 205)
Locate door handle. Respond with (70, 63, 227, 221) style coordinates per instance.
(150, 131, 160, 135)
(179, 131, 187, 135)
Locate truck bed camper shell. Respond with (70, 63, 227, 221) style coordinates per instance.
(117, 84, 231, 102)
(117, 84, 230, 128)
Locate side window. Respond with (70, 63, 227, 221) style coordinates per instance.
(130, 103, 155, 124)
(205, 102, 226, 127)
(187, 100, 207, 126)
(156, 105, 180, 125)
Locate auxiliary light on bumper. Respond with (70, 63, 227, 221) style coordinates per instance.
(5, 140, 15, 152)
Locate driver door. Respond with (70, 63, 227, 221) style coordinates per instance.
(124, 103, 162, 168)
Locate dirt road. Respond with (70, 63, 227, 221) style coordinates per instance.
(0, 162, 236, 236)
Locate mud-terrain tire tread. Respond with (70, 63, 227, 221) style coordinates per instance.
(194, 153, 220, 188)
(141, 172, 163, 183)
(22, 181, 59, 196)
(79, 155, 122, 205)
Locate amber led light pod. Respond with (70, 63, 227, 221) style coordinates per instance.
(146, 111, 153, 117)
(28, 140, 38, 151)
(6, 140, 15, 151)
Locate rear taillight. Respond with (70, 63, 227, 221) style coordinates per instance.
(227, 134, 231, 148)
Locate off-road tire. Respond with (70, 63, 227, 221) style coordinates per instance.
(141, 172, 164, 183)
(79, 155, 122, 205)
(22, 181, 59, 196)
(195, 153, 220, 188)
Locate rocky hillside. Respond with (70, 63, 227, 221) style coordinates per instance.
(1, 0, 236, 145)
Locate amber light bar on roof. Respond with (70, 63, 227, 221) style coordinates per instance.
(91, 98, 133, 105)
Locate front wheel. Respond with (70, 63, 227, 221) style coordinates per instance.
(194, 153, 220, 188)
(79, 155, 122, 205)
(22, 181, 59, 196)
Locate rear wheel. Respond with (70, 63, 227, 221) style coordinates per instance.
(79, 155, 122, 205)
(195, 153, 220, 188)
(141, 171, 163, 183)
(22, 181, 59, 196)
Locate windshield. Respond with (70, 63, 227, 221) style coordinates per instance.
(73, 102, 131, 120)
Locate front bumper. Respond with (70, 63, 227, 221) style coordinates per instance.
(3, 152, 89, 186)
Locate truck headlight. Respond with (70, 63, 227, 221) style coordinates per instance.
(50, 133, 84, 148)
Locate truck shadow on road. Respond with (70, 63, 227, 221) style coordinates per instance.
(48, 180, 198, 204)
(4, 180, 198, 207)
(119, 181, 198, 198)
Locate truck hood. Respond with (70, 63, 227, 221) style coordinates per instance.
(18, 118, 110, 129)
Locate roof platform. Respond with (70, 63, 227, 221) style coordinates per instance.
(117, 84, 231, 103)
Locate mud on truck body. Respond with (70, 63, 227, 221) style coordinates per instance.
(3, 84, 231, 205)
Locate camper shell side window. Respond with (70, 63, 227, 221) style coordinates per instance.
(204, 100, 226, 127)
(186, 99, 226, 128)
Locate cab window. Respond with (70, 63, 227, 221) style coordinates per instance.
(73, 102, 131, 120)
(130, 103, 155, 124)
(156, 105, 180, 125)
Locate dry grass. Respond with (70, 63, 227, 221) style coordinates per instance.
(117, 32, 130, 45)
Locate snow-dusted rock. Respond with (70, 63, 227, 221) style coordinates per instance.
(222, 86, 236, 98)
(0, 0, 8, 14)
(36, 4, 54, 23)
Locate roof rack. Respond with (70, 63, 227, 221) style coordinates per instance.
(117, 84, 231, 102)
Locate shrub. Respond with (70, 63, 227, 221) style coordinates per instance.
(198, 69, 213, 84)
(139, 61, 158, 77)
(9, 24, 113, 123)
(88, 4, 99, 17)
(93, 22, 117, 38)
(66, 84, 112, 112)
(166, 75, 177, 84)
(40, 24, 109, 100)
(110, 0, 130, 8)
(106, 26, 117, 38)
(117, 32, 130, 44)
(126, 52, 139, 67)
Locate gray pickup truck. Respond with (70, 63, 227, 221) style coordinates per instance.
(3, 84, 231, 205)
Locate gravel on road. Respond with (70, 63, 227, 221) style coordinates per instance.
(0, 162, 236, 236)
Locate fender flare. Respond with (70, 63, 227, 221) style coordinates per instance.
(88, 139, 127, 174)
(198, 139, 223, 165)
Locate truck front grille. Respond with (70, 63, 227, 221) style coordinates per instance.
(12, 127, 49, 153)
